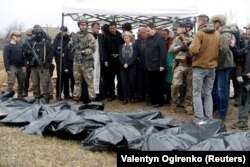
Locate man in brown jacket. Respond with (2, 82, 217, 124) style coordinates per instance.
(189, 14, 221, 120)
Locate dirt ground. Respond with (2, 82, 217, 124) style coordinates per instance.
(0, 51, 249, 167)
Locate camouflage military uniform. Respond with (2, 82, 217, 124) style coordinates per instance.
(73, 30, 96, 101)
(169, 33, 193, 113)
(23, 28, 53, 103)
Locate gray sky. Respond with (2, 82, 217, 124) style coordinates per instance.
(0, 0, 249, 36)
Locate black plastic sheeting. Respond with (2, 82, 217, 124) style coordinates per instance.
(1, 96, 250, 151)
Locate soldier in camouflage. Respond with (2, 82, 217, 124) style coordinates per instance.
(72, 16, 96, 102)
(169, 20, 194, 114)
(23, 26, 53, 103)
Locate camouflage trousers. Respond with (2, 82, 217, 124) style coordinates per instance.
(171, 65, 192, 108)
(73, 63, 96, 100)
(30, 66, 50, 100)
(7, 65, 25, 97)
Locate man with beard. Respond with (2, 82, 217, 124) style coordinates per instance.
(73, 16, 96, 103)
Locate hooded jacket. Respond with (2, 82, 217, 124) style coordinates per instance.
(217, 26, 235, 69)
(189, 23, 221, 68)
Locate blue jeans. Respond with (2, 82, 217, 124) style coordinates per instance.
(212, 68, 231, 120)
(193, 67, 216, 119)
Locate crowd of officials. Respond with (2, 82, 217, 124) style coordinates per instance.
(3, 13, 250, 130)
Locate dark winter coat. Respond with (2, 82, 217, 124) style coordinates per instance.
(144, 32, 167, 71)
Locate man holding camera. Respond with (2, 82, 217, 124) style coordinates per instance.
(23, 25, 53, 103)
(230, 26, 250, 130)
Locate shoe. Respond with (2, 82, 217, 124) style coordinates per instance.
(23, 92, 28, 97)
(234, 99, 239, 106)
(231, 121, 248, 130)
(64, 96, 72, 100)
(170, 104, 177, 113)
(122, 99, 128, 105)
(229, 95, 235, 99)
(219, 116, 226, 122)
(34, 98, 40, 104)
(41, 98, 49, 104)
(95, 94, 103, 101)
(185, 106, 193, 115)
(49, 95, 54, 100)
(56, 96, 63, 101)
(108, 96, 115, 101)
(74, 99, 80, 104)
(146, 102, 154, 106)
(153, 104, 162, 108)
(17, 96, 25, 100)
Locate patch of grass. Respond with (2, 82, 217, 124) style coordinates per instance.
(0, 126, 116, 167)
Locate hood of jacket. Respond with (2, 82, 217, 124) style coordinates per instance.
(198, 23, 216, 33)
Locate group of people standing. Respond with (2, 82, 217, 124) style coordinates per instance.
(3, 13, 250, 130)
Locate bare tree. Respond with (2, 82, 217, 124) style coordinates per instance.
(4, 20, 25, 39)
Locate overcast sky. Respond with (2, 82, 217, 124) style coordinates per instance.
(0, 0, 249, 36)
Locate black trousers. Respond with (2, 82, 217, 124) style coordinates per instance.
(56, 68, 70, 97)
(68, 69, 75, 95)
(23, 67, 31, 93)
(164, 82, 172, 103)
(107, 57, 122, 99)
(147, 71, 164, 105)
(120, 65, 136, 100)
(136, 68, 147, 100)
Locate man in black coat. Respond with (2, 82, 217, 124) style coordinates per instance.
(53, 26, 71, 100)
(103, 22, 124, 101)
(145, 23, 167, 107)
(134, 27, 148, 102)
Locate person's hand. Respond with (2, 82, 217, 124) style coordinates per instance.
(7, 71, 11, 75)
(124, 64, 128, 68)
(160, 67, 164, 71)
(104, 61, 108, 67)
(22, 67, 26, 73)
(64, 69, 69, 73)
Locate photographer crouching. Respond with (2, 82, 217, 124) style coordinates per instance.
(230, 26, 250, 130)
(23, 25, 53, 103)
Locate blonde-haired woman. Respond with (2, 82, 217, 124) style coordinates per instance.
(119, 31, 137, 104)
